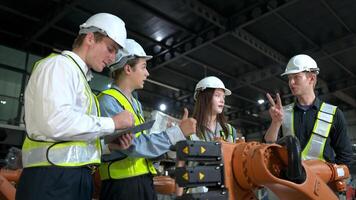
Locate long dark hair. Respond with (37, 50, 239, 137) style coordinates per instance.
(193, 88, 229, 140)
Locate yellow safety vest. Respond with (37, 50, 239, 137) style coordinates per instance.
(282, 102, 337, 161)
(22, 53, 102, 167)
(98, 88, 156, 180)
(223, 123, 235, 142)
(190, 123, 235, 142)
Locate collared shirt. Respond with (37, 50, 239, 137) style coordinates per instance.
(25, 51, 115, 141)
(282, 98, 353, 167)
(99, 85, 186, 160)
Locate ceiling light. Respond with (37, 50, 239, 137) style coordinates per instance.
(159, 103, 167, 111)
(156, 36, 163, 41)
(257, 99, 265, 104)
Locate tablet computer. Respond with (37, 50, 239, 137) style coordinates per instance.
(103, 120, 155, 144)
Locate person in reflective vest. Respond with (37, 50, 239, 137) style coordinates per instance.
(97, 39, 196, 200)
(190, 76, 238, 143)
(264, 54, 352, 167)
(176, 76, 238, 196)
(16, 13, 135, 200)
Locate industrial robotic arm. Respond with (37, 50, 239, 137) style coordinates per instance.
(175, 135, 349, 200)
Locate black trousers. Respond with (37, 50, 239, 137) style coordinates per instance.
(16, 166, 93, 200)
(100, 174, 157, 200)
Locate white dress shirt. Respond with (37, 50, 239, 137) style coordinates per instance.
(25, 51, 115, 141)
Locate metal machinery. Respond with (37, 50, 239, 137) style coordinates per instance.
(175, 136, 350, 200)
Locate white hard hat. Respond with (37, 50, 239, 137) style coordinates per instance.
(281, 54, 319, 76)
(194, 76, 231, 100)
(109, 39, 152, 72)
(79, 13, 127, 48)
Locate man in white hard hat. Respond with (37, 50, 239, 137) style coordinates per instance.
(16, 13, 135, 200)
(97, 39, 196, 200)
(265, 54, 352, 167)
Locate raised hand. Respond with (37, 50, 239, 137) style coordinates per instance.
(266, 93, 284, 124)
(179, 108, 197, 137)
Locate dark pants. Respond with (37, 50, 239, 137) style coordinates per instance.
(16, 166, 93, 200)
(100, 174, 157, 200)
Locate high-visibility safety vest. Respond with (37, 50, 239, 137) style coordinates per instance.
(98, 88, 157, 180)
(282, 102, 337, 161)
(222, 124, 235, 142)
(190, 123, 236, 142)
(22, 53, 102, 167)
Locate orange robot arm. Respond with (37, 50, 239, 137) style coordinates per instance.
(222, 136, 349, 200)
(175, 136, 350, 200)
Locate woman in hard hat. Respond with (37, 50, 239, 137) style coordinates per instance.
(191, 76, 237, 142)
(176, 76, 238, 195)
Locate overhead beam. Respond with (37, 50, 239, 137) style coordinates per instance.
(320, 0, 354, 33)
(150, 30, 227, 71)
(130, 0, 196, 35)
(180, 0, 227, 29)
(159, 65, 199, 82)
(23, 0, 81, 48)
(211, 43, 260, 68)
(230, 65, 283, 91)
(150, 0, 296, 72)
(231, 29, 288, 64)
(328, 77, 356, 93)
(332, 91, 356, 108)
(0, 5, 39, 22)
(273, 12, 355, 76)
(236, 0, 300, 29)
(317, 34, 356, 60)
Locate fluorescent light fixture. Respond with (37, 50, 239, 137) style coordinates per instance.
(146, 79, 180, 92)
(0, 100, 6, 104)
(224, 104, 232, 109)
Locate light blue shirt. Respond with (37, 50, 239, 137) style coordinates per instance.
(99, 86, 186, 161)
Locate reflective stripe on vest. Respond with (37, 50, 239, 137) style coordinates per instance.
(282, 102, 337, 161)
(22, 53, 102, 167)
(219, 123, 235, 142)
(98, 88, 157, 180)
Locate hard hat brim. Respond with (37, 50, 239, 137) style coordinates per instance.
(109, 55, 153, 72)
(281, 68, 320, 76)
(193, 87, 232, 101)
(224, 88, 232, 96)
(137, 55, 153, 60)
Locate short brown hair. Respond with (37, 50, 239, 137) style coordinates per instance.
(72, 32, 106, 49)
(111, 58, 140, 80)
